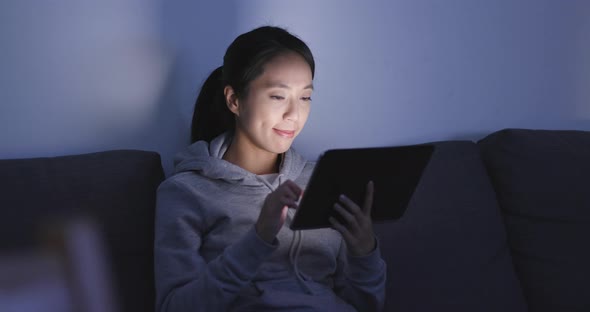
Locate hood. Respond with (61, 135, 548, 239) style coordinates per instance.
(173, 131, 307, 188)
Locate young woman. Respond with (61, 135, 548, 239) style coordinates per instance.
(154, 26, 386, 312)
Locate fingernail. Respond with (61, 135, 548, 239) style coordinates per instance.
(339, 194, 345, 201)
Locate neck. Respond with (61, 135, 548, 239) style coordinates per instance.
(222, 131, 281, 175)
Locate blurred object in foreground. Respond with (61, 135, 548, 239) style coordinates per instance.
(0, 218, 118, 312)
(0, 250, 72, 312)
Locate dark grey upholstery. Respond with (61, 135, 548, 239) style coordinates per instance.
(374, 141, 527, 311)
(2, 128, 588, 312)
(479, 129, 590, 312)
(0, 150, 165, 312)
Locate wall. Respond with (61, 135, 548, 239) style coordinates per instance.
(1, 0, 589, 174)
(233, 0, 590, 160)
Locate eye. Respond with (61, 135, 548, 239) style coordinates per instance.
(301, 97, 312, 102)
(270, 95, 285, 100)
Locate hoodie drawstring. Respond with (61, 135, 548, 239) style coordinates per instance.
(289, 230, 313, 294)
(269, 175, 312, 295)
(255, 174, 313, 295)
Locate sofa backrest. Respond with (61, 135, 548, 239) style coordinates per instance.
(479, 129, 590, 312)
(374, 141, 527, 311)
(0, 150, 165, 312)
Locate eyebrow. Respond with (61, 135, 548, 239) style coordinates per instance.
(265, 82, 314, 90)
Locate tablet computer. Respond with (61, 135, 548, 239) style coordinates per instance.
(290, 144, 434, 230)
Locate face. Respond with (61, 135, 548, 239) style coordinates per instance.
(226, 52, 313, 155)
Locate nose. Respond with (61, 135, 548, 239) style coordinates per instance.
(284, 98, 299, 122)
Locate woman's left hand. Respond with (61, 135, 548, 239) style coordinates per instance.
(329, 181, 376, 257)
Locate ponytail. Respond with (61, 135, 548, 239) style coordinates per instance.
(191, 66, 235, 143)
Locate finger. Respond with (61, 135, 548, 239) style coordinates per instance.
(363, 181, 374, 216)
(338, 195, 363, 218)
(279, 194, 299, 209)
(333, 203, 360, 232)
(329, 217, 355, 242)
(281, 187, 299, 202)
(286, 200, 299, 210)
(283, 180, 303, 197)
(278, 181, 301, 200)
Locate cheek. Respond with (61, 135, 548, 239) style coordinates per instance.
(236, 109, 259, 133)
(300, 104, 311, 123)
(240, 102, 276, 129)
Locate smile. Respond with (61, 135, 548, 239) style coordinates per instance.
(273, 128, 295, 138)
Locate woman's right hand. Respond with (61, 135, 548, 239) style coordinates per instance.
(255, 179, 302, 244)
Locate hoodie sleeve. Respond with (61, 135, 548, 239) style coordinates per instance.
(154, 178, 277, 312)
(333, 237, 387, 312)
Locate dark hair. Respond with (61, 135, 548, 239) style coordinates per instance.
(191, 26, 315, 143)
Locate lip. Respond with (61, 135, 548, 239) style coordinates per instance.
(273, 128, 295, 138)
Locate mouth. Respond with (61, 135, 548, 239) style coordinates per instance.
(273, 128, 295, 138)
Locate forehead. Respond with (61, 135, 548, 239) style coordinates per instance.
(253, 52, 313, 89)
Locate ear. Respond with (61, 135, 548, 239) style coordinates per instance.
(224, 85, 240, 116)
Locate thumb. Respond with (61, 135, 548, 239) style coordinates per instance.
(279, 205, 289, 224)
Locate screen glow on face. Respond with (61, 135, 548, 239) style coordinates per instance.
(234, 52, 314, 155)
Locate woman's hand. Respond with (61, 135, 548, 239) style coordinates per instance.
(329, 181, 376, 257)
(256, 180, 302, 244)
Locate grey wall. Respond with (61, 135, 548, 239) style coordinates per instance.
(1, 0, 589, 175)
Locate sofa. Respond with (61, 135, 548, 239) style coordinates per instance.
(1, 128, 588, 312)
(0, 150, 165, 312)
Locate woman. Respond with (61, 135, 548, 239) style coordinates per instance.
(155, 26, 386, 311)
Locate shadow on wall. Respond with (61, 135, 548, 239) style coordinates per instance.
(137, 1, 240, 176)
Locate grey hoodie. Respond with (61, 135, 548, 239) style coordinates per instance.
(154, 132, 386, 312)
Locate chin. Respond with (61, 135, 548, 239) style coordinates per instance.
(273, 146, 291, 154)
(270, 142, 292, 154)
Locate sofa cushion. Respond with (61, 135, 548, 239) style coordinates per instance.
(374, 141, 527, 311)
(0, 150, 165, 312)
(478, 129, 590, 312)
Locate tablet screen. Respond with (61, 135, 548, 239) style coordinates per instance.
(290, 144, 434, 230)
